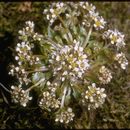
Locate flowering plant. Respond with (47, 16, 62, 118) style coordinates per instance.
(8, 2, 128, 128)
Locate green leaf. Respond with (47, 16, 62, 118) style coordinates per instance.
(32, 72, 45, 84)
(65, 95, 71, 106)
(72, 87, 80, 99)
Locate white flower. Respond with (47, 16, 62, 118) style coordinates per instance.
(99, 66, 112, 84)
(79, 2, 96, 12)
(25, 21, 34, 32)
(43, 2, 66, 25)
(46, 81, 51, 86)
(49, 40, 90, 85)
(83, 83, 107, 110)
(93, 16, 106, 30)
(39, 91, 60, 110)
(50, 8, 54, 13)
(55, 107, 75, 124)
(11, 85, 32, 107)
(15, 67, 19, 72)
(89, 10, 99, 19)
(115, 52, 128, 69)
(15, 56, 19, 61)
(103, 29, 126, 48)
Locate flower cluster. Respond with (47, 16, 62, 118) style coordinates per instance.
(49, 40, 90, 86)
(9, 65, 30, 85)
(19, 21, 43, 42)
(55, 107, 75, 124)
(115, 52, 128, 70)
(43, 2, 65, 24)
(103, 29, 126, 48)
(9, 42, 40, 85)
(82, 83, 107, 110)
(15, 42, 40, 66)
(11, 85, 32, 107)
(9, 21, 41, 85)
(79, 2, 106, 30)
(43, 2, 106, 30)
(39, 91, 60, 111)
(99, 66, 112, 84)
(18, 21, 34, 38)
(16, 21, 41, 66)
(8, 1, 129, 126)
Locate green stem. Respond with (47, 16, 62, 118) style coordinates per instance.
(26, 67, 49, 74)
(61, 86, 67, 108)
(67, 87, 71, 96)
(83, 25, 93, 48)
(26, 78, 45, 92)
(57, 15, 73, 43)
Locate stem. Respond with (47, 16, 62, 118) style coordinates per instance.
(38, 35, 59, 49)
(26, 78, 45, 92)
(57, 15, 73, 43)
(67, 87, 71, 96)
(83, 25, 93, 48)
(43, 37, 59, 48)
(105, 43, 111, 48)
(61, 86, 67, 108)
(57, 15, 69, 33)
(0, 83, 11, 93)
(27, 67, 49, 74)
